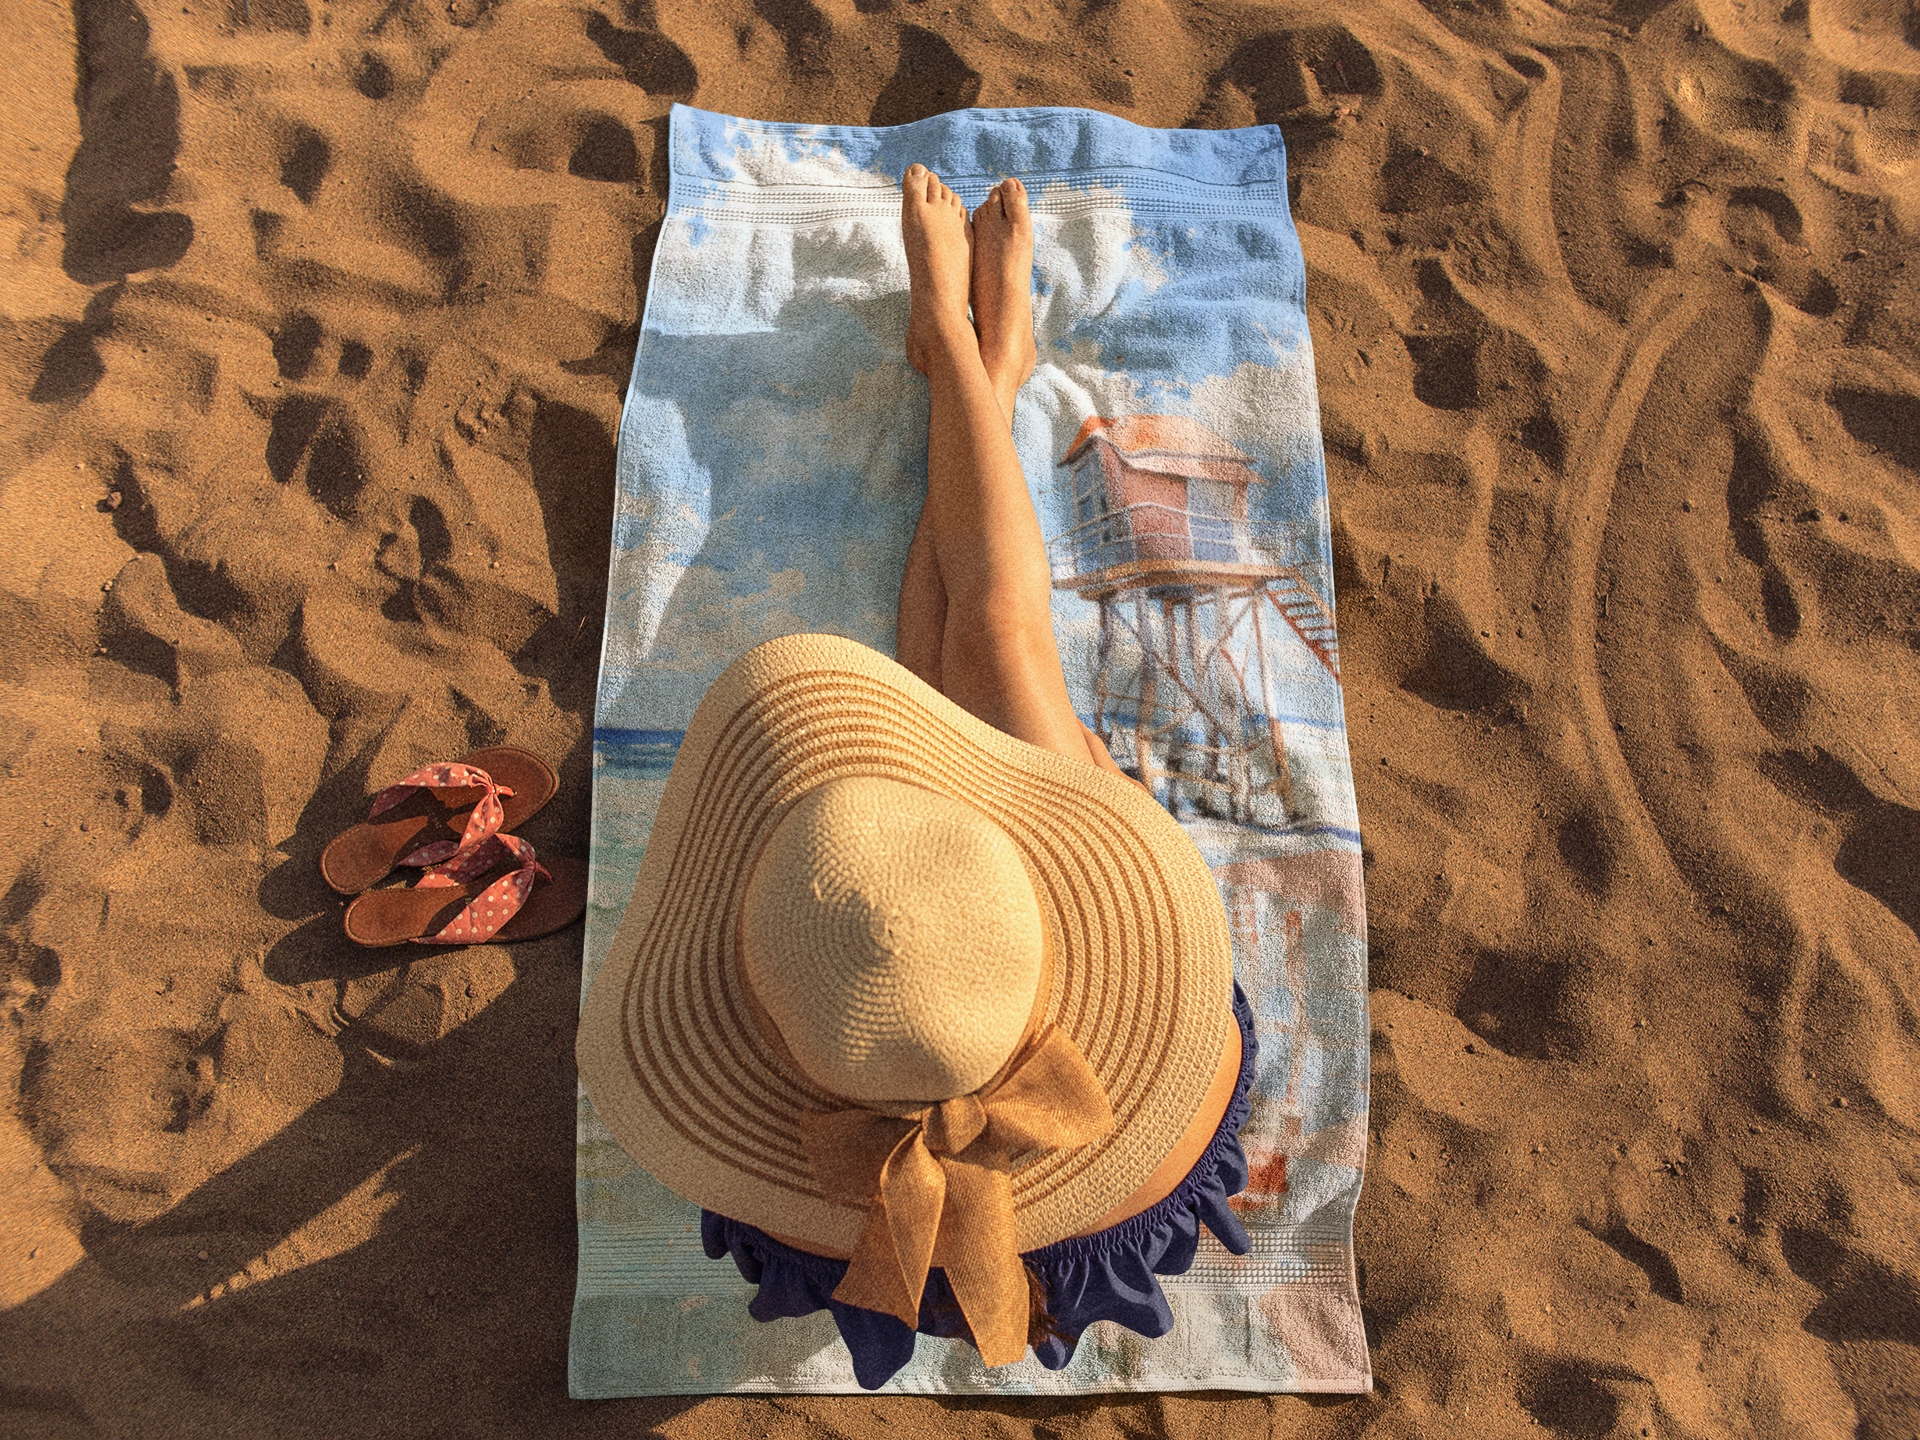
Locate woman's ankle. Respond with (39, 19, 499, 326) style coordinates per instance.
(985, 367, 1027, 421)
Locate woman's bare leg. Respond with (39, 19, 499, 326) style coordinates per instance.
(968, 179, 1126, 777)
(968, 177, 1037, 426)
(894, 167, 1122, 772)
(894, 520, 946, 692)
(895, 172, 1027, 697)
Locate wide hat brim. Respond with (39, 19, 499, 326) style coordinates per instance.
(577, 633, 1235, 1253)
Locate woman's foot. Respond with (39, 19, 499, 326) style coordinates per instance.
(971, 178, 1037, 419)
(901, 164, 974, 378)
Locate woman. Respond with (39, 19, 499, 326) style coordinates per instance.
(577, 168, 1254, 1389)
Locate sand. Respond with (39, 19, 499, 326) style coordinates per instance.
(2, 0, 1917, 1433)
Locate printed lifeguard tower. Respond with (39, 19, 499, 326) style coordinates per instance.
(1047, 414, 1340, 824)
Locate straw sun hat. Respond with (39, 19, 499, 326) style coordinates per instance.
(577, 632, 1235, 1365)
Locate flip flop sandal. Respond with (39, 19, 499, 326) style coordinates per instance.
(342, 834, 588, 946)
(319, 746, 559, 895)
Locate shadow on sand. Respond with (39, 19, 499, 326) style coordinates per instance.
(0, 930, 707, 1436)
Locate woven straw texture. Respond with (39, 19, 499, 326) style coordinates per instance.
(739, 775, 1049, 1104)
(577, 633, 1235, 1253)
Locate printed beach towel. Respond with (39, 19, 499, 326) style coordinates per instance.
(573, 103, 1371, 1397)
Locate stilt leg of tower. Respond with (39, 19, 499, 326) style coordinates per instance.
(1210, 593, 1253, 823)
(1133, 594, 1158, 802)
(1093, 597, 1116, 749)
(1161, 596, 1186, 812)
(1249, 593, 1296, 815)
(1182, 599, 1219, 813)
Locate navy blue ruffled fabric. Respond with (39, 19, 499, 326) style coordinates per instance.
(701, 984, 1258, 1390)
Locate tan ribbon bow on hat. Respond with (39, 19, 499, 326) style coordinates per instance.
(797, 1024, 1115, 1367)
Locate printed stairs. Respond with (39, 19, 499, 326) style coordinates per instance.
(1268, 567, 1340, 679)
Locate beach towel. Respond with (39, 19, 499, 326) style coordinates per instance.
(571, 103, 1371, 1397)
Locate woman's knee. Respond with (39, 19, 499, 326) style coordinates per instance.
(939, 614, 1063, 705)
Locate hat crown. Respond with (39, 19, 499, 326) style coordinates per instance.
(739, 776, 1043, 1104)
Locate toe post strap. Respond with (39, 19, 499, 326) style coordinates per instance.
(370, 762, 516, 866)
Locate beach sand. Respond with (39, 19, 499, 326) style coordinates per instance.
(3, 0, 1917, 1434)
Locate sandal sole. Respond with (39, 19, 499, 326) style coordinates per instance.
(343, 857, 588, 947)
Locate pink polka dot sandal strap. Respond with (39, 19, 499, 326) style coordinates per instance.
(411, 834, 552, 946)
(340, 839, 585, 948)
